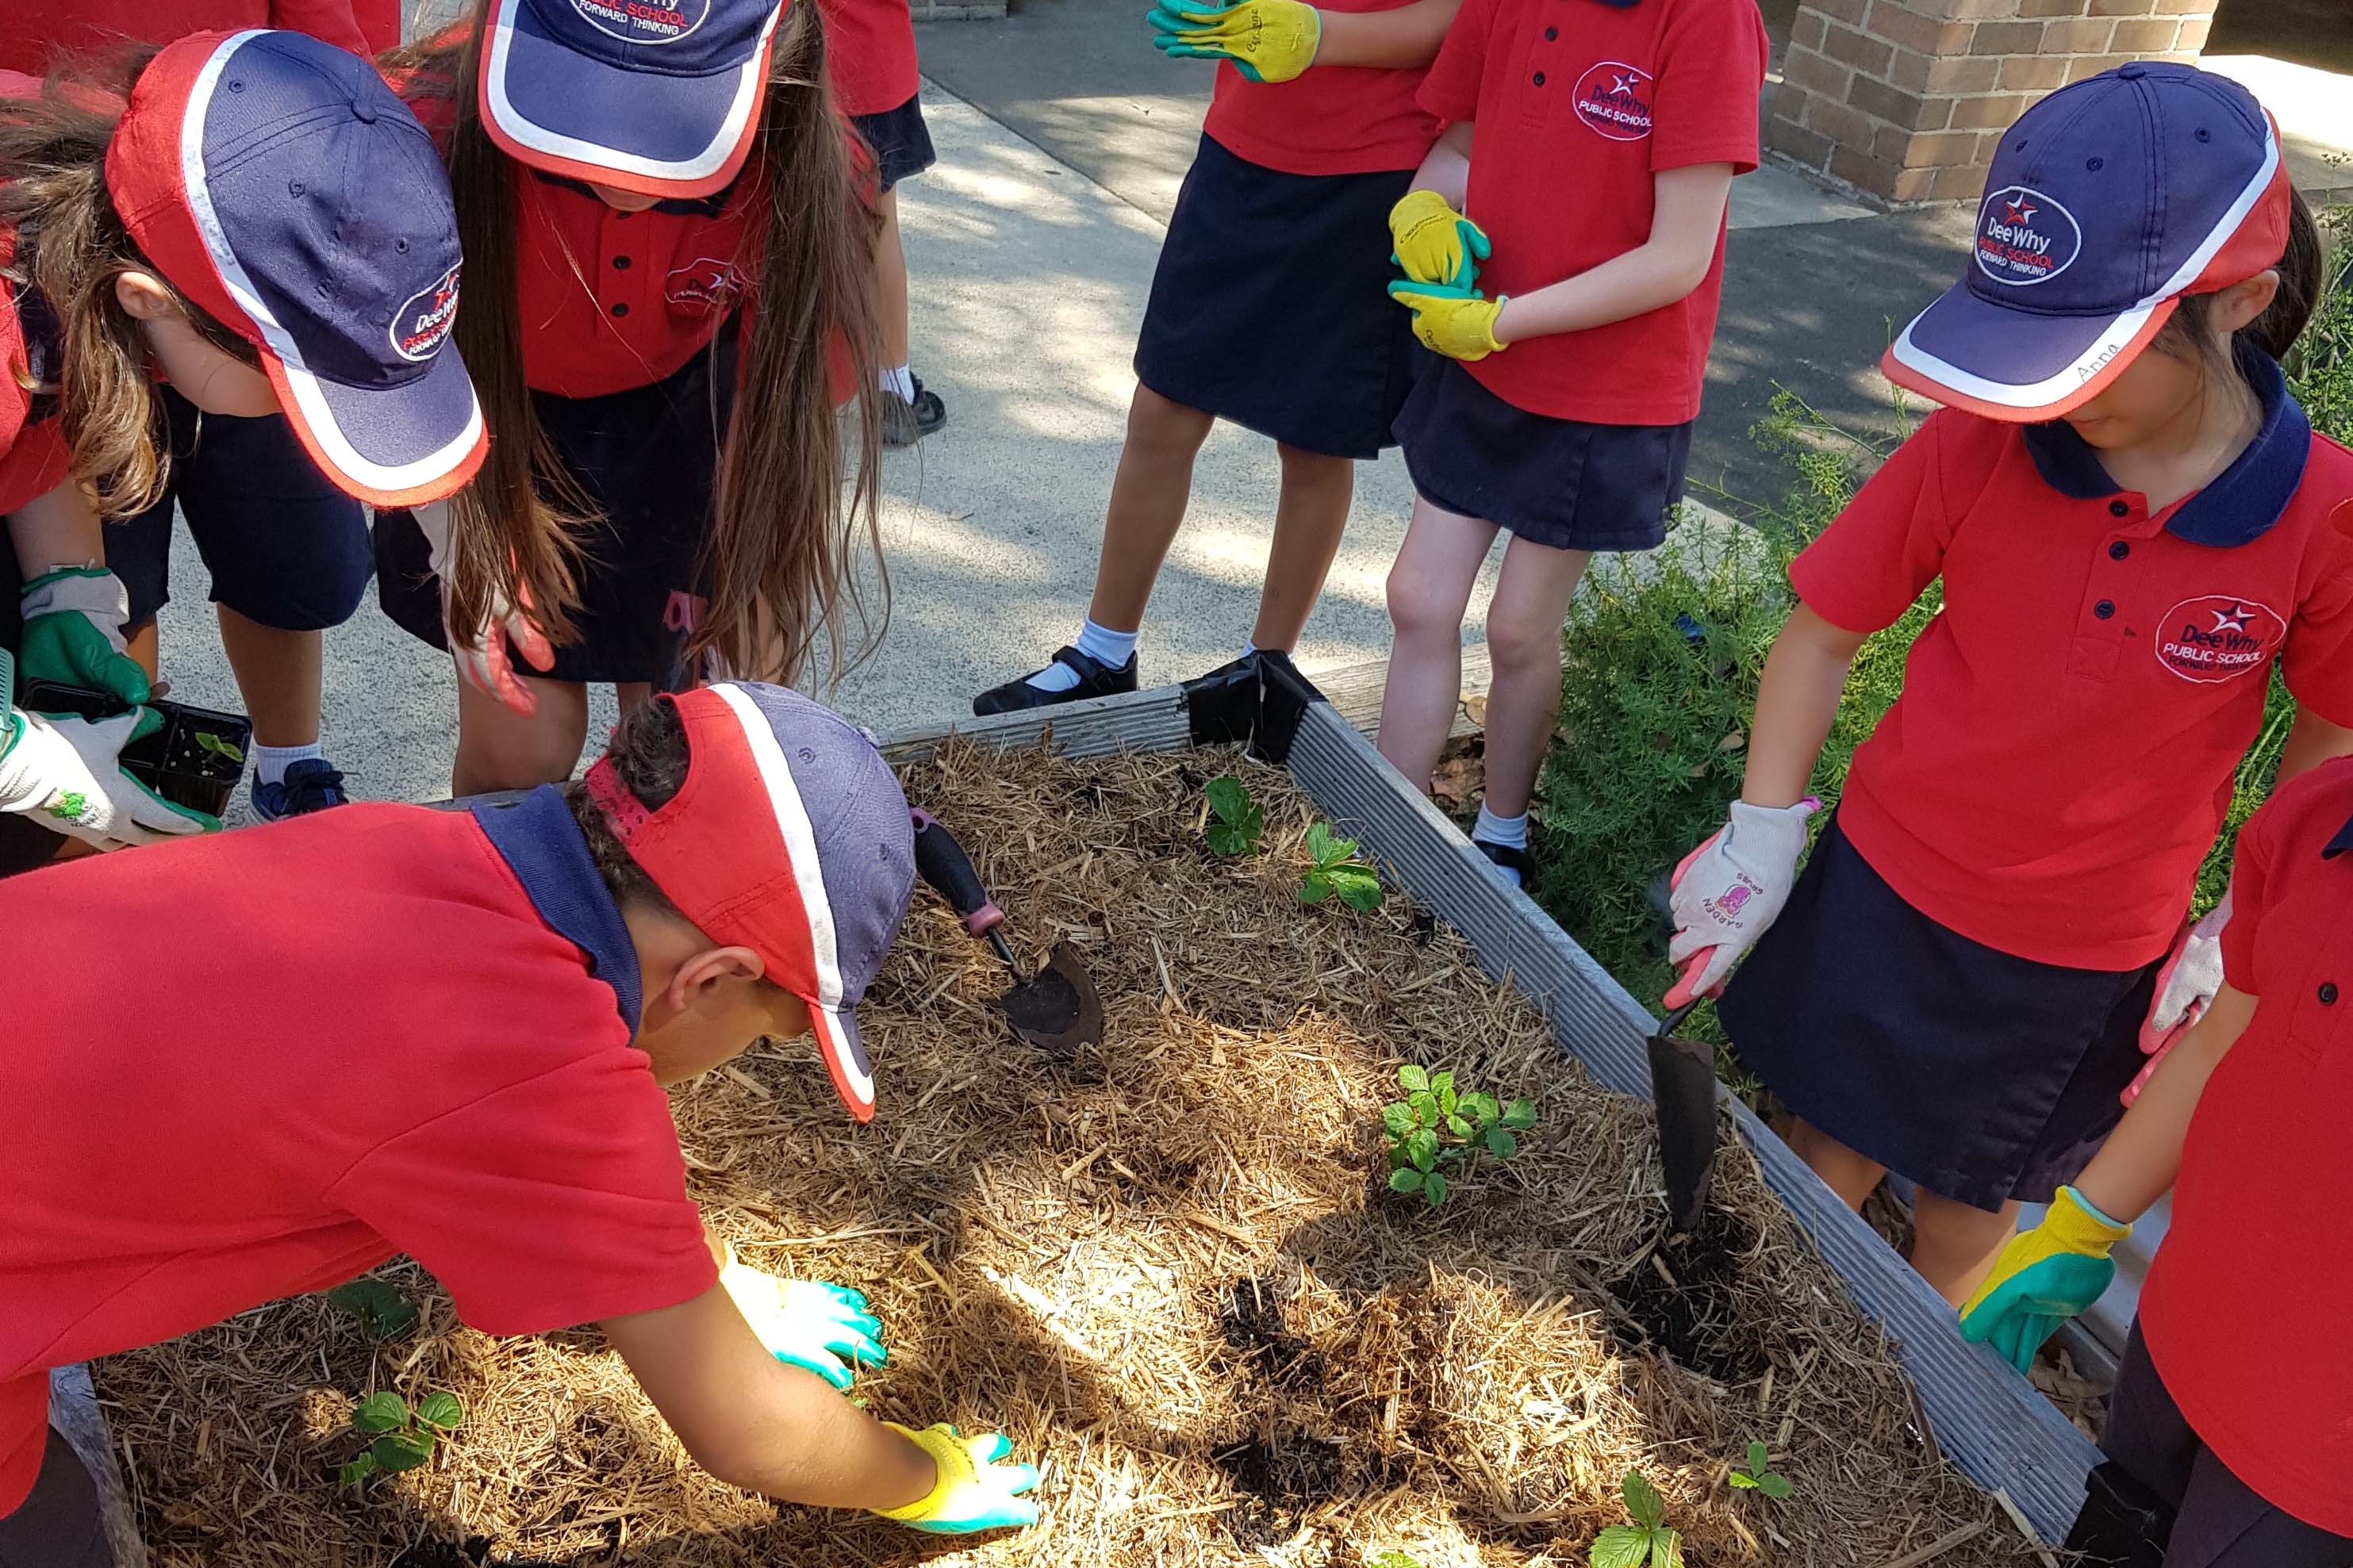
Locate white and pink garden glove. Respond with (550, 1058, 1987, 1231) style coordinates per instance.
(1664, 798, 1820, 1008)
(2125, 891, 2229, 1106)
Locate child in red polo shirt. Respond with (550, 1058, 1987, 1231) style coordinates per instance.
(0, 684, 1041, 1567)
(0, 33, 484, 867)
(374, 0, 884, 796)
(1666, 66, 2353, 1305)
(969, 0, 1457, 715)
(1958, 754, 2353, 1563)
(1369, 0, 1769, 885)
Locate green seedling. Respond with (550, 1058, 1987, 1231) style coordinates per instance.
(1299, 822, 1382, 911)
(339, 1390, 464, 1488)
(324, 1278, 417, 1341)
(1384, 1065, 1537, 1207)
(1204, 776, 1265, 857)
(193, 730, 246, 765)
(1589, 1470, 1682, 1568)
(1372, 1554, 1426, 1568)
(1728, 1440, 1794, 1498)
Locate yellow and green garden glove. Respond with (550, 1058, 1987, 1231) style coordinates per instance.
(1389, 189, 1491, 290)
(1387, 281, 1508, 362)
(1959, 1186, 2131, 1374)
(1148, 0, 1321, 83)
(873, 1422, 1042, 1535)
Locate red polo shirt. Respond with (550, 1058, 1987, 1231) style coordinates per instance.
(0, 793, 716, 1517)
(817, 0, 920, 119)
(2136, 758, 2353, 1534)
(0, 2, 370, 77)
(1793, 372, 2353, 971)
(0, 266, 71, 519)
(1201, 0, 1440, 178)
(1417, 0, 1765, 424)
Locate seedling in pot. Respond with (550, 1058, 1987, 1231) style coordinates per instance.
(324, 1278, 417, 1341)
(1590, 1470, 1683, 1568)
(1728, 1440, 1794, 1498)
(1204, 776, 1265, 857)
(1299, 822, 1382, 911)
(339, 1390, 464, 1488)
(1384, 1066, 1537, 1207)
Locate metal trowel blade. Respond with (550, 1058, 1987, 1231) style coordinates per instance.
(996, 941, 1105, 1061)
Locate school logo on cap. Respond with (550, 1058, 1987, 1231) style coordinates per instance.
(570, 0, 712, 44)
(390, 266, 462, 363)
(2156, 594, 2284, 684)
(1975, 186, 2081, 288)
(1572, 61, 1653, 142)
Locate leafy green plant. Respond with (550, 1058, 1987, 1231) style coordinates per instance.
(339, 1390, 464, 1487)
(1299, 822, 1381, 911)
(1591, 1470, 1681, 1568)
(1204, 776, 1265, 857)
(324, 1278, 417, 1341)
(1371, 1554, 1426, 1568)
(1383, 1065, 1537, 1207)
(1728, 1440, 1793, 1498)
(193, 730, 245, 765)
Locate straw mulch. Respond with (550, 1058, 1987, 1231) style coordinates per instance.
(95, 741, 2048, 1568)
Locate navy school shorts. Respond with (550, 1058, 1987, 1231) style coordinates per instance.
(1718, 814, 2160, 1213)
(376, 330, 736, 690)
(851, 92, 937, 194)
(1133, 132, 1423, 461)
(1393, 357, 1691, 553)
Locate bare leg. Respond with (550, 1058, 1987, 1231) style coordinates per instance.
(1085, 386, 1217, 633)
(452, 676, 591, 796)
(123, 623, 159, 683)
(214, 607, 321, 749)
(1249, 445, 1353, 653)
(1476, 535, 1593, 819)
(1783, 1117, 1888, 1212)
(873, 186, 910, 373)
(1376, 494, 1497, 793)
(1910, 1190, 2024, 1306)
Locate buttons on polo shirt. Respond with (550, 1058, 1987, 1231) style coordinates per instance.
(610, 302, 629, 317)
(613, 255, 632, 270)
(1545, 25, 1557, 37)
(2109, 500, 2131, 518)
(2094, 600, 2115, 619)
(1533, 71, 1546, 85)
(2109, 542, 2130, 560)
(2323, 983, 2340, 1005)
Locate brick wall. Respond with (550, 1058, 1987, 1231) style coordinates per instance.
(1767, 0, 2219, 205)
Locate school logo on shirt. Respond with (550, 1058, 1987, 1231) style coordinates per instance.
(390, 266, 461, 363)
(1974, 186, 2081, 288)
(569, 0, 711, 44)
(2156, 594, 2285, 684)
(1572, 61, 1653, 142)
(667, 257, 746, 314)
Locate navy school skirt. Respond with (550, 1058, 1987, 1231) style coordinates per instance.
(377, 329, 737, 689)
(850, 92, 936, 194)
(1394, 357, 1691, 553)
(1133, 132, 1422, 461)
(1718, 815, 2160, 1213)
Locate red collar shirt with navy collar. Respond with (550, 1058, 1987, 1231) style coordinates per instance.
(2138, 757, 2353, 1535)
(1792, 354, 2353, 970)
(0, 2, 370, 79)
(1414, 0, 1768, 425)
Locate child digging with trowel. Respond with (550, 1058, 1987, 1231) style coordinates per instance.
(0, 684, 1040, 1566)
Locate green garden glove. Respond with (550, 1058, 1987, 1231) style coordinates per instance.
(873, 1423, 1042, 1535)
(17, 568, 150, 705)
(1149, 0, 1321, 84)
(1958, 1187, 2131, 1374)
(718, 1248, 887, 1390)
(0, 650, 218, 849)
(1389, 188, 1491, 290)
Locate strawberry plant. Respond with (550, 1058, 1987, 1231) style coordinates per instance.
(1204, 776, 1265, 857)
(1590, 1470, 1682, 1568)
(340, 1390, 464, 1487)
(1299, 822, 1381, 911)
(1384, 1066, 1537, 1206)
(1728, 1440, 1794, 1498)
(324, 1278, 416, 1341)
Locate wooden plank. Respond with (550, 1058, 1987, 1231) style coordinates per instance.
(1302, 644, 1491, 743)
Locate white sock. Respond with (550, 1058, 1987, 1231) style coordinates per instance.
(1240, 638, 1259, 659)
(1024, 619, 1138, 692)
(1472, 803, 1528, 849)
(255, 742, 324, 787)
(881, 365, 915, 401)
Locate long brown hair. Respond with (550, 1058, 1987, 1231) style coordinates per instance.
(390, 3, 885, 682)
(0, 49, 258, 519)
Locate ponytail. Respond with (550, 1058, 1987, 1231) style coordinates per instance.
(2159, 184, 2325, 369)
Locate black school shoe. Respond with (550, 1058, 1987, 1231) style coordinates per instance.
(1473, 838, 1530, 886)
(881, 377, 946, 447)
(972, 646, 1138, 715)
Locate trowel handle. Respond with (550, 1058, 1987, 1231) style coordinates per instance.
(912, 811, 1005, 937)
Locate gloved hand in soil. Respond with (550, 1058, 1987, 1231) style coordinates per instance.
(1958, 1186, 2131, 1375)
(1149, 0, 1321, 83)
(718, 1248, 888, 1390)
(412, 499, 556, 719)
(1664, 798, 1820, 1007)
(873, 1423, 1042, 1534)
(1389, 188, 1491, 291)
(2126, 892, 2228, 1106)
(17, 568, 152, 704)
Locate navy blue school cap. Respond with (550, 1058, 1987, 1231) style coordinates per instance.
(107, 29, 486, 508)
(478, 0, 783, 200)
(1884, 63, 2292, 421)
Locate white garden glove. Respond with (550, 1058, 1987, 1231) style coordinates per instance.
(0, 653, 217, 848)
(1664, 798, 1820, 1007)
(718, 1245, 888, 1391)
(413, 499, 554, 717)
(17, 568, 151, 704)
(2125, 891, 2229, 1106)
